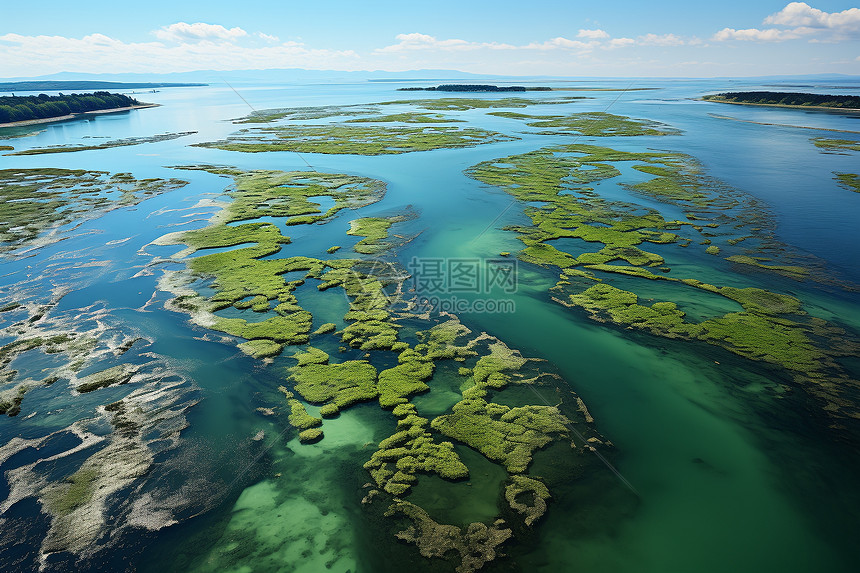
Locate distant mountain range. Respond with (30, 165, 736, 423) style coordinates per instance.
(0, 69, 858, 88)
(0, 81, 206, 93)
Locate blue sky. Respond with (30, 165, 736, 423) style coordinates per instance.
(1, 1, 858, 77)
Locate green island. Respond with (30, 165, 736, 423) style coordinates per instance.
(488, 110, 680, 136)
(156, 165, 608, 572)
(0, 91, 148, 124)
(4, 131, 197, 155)
(703, 91, 860, 110)
(467, 143, 860, 422)
(398, 84, 552, 92)
(0, 168, 187, 252)
(195, 124, 518, 155)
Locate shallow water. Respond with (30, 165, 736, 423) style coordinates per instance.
(0, 77, 858, 572)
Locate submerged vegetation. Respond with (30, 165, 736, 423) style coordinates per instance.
(489, 111, 680, 136)
(468, 144, 860, 422)
(0, 168, 187, 252)
(196, 124, 517, 155)
(5, 131, 196, 155)
(157, 164, 607, 572)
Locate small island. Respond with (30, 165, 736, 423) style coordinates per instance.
(0, 91, 154, 126)
(398, 84, 552, 92)
(702, 91, 860, 110)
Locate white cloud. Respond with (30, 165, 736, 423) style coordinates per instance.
(577, 29, 609, 39)
(154, 22, 248, 43)
(715, 3, 860, 42)
(375, 32, 478, 52)
(375, 33, 594, 54)
(764, 2, 860, 31)
(257, 32, 280, 44)
(638, 33, 687, 46)
(608, 38, 635, 48)
(0, 32, 359, 76)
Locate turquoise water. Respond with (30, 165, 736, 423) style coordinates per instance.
(0, 78, 858, 572)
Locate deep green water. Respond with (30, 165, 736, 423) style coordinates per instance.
(0, 78, 858, 572)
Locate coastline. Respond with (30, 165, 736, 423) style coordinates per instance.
(0, 103, 160, 129)
(701, 98, 860, 112)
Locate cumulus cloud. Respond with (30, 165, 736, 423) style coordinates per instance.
(154, 22, 248, 43)
(638, 33, 687, 46)
(0, 32, 359, 76)
(577, 29, 610, 39)
(608, 38, 635, 48)
(376, 33, 595, 54)
(764, 2, 860, 31)
(712, 27, 808, 41)
(714, 3, 860, 42)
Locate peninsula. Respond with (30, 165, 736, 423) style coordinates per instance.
(702, 91, 860, 110)
(0, 92, 155, 126)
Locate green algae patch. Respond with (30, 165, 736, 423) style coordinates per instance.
(381, 96, 584, 111)
(489, 111, 680, 136)
(43, 467, 98, 515)
(505, 475, 551, 526)
(238, 339, 284, 358)
(298, 428, 324, 443)
(834, 172, 860, 193)
(431, 401, 569, 473)
(289, 356, 378, 415)
(346, 112, 462, 123)
(76, 363, 139, 393)
(172, 165, 386, 226)
(0, 168, 187, 252)
(0, 145, 13, 151)
(348, 216, 401, 254)
(468, 142, 860, 421)
(377, 349, 435, 408)
(234, 104, 380, 123)
(812, 137, 860, 152)
(5, 131, 196, 155)
(725, 255, 810, 280)
(326, 245, 341, 253)
(155, 164, 614, 572)
(311, 322, 337, 336)
(195, 125, 518, 155)
(385, 500, 512, 573)
(364, 404, 468, 495)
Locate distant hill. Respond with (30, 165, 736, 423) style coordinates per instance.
(703, 91, 860, 109)
(0, 81, 206, 93)
(398, 84, 552, 92)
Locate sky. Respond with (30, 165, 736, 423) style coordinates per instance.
(1, 1, 859, 78)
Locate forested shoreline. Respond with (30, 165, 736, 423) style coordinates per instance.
(703, 91, 860, 109)
(0, 92, 144, 124)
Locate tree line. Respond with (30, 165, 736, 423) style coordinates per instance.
(0, 92, 142, 124)
(704, 91, 860, 109)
